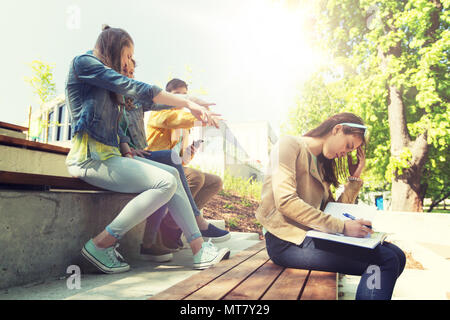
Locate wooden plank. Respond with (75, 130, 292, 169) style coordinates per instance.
(185, 249, 270, 300)
(149, 241, 266, 300)
(0, 170, 107, 191)
(300, 271, 337, 300)
(0, 121, 28, 132)
(223, 260, 284, 300)
(0, 135, 69, 155)
(261, 268, 310, 300)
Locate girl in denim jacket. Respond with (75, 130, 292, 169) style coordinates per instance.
(65, 25, 229, 273)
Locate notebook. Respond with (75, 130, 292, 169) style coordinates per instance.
(306, 202, 388, 249)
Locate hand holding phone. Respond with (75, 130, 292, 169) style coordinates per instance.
(192, 139, 204, 149)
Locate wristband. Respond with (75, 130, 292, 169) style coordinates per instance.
(348, 176, 362, 182)
(122, 151, 133, 157)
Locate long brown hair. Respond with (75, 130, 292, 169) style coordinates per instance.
(304, 112, 367, 187)
(93, 25, 134, 106)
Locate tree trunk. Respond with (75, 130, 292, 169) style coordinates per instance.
(390, 132, 429, 212)
(378, 48, 429, 212)
(379, 0, 443, 212)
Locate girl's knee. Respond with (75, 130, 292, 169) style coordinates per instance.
(168, 166, 180, 180)
(169, 150, 183, 166)
(379, 244, 404, 274)
(391, 244, 406, 275)
(159, 171, 178, 195)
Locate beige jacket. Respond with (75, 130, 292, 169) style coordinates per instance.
(255, 135, 363, 245)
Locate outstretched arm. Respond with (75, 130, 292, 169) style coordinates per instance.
(153, 91, 220, 129)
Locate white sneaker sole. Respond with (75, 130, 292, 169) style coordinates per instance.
(193, 248, 231, 270)
(81, 247, 130, 274)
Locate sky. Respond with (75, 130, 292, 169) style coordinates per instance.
(0, 0, 324, 135)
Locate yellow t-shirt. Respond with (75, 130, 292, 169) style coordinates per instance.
(66, 132, 121, 167)
(145, 109, 197, 152)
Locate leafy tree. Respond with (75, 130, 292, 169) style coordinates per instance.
(24, 60, 57, 141)
(285, 0, 449, 212)
(25, 60, 56, 106)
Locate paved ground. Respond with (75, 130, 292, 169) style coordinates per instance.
(338, 211, 450, 300)
(2, 212, 449, 300)
(0, 229, 261, 300)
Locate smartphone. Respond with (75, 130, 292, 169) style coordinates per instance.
(192, 139, 204, 148)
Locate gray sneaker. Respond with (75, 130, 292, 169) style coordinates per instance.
(81, 239, 130, 274)
(193, 240, 230, 270)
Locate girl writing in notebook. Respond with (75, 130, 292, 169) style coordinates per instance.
(256, 113, 405, 300)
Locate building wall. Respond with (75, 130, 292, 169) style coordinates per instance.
(227, 121, 277, 167)
(188, 122, 263, 181)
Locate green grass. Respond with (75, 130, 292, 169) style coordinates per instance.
(223, 202, 235, 210)
(226, 217, 239, 229)
(222, 170, 262, 201)
(429, 209, 450, 214)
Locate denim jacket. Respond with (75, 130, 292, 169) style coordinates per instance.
(65, 51, 169, 147)
(119, 102, 153, 150)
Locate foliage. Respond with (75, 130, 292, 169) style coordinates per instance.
(24, 60, 57, 140)
(221, 170, 262, 201)
(285, 0, 449, 207)
(24, 60, 57, 106)
(385, 147, 413, 182)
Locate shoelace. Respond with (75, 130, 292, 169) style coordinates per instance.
(107, 243, 125, 264)
(202, 239, 219, 259)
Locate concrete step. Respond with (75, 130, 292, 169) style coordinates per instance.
(0, 140, 71, 177)
(0, 127, 26, 139)
(0, 230, 262, 300)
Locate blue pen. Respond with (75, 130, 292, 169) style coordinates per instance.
(342, 213, 372, 229)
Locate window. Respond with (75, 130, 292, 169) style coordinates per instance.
(56, 105, 65, 141)
(47, 111, 55, 142)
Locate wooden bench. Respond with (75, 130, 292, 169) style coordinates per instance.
(0, 121, 28, 132)
(0, 133, 107, 192)
(150, 241, 337, 300)
(0, 134, 70, 155)
(0, 170, 107, 191)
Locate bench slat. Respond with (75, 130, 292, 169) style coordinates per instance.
(300, 270, 337, 300)
(185, 249, 270, 300)
(223, 260, 284, 300)
(261, 268, 310, 300)
(149, 241, 266, 300)
(149, 242, 338, 301)
(0, 135, 69, 155)
(0, 170, 107, 191)
(0, 121, 28, 132)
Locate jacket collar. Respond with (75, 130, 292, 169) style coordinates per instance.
(298, 137, 325, 187)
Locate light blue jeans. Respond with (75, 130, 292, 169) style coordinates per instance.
(67, 155, 202, 243)
(142, 149, 202, 245)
